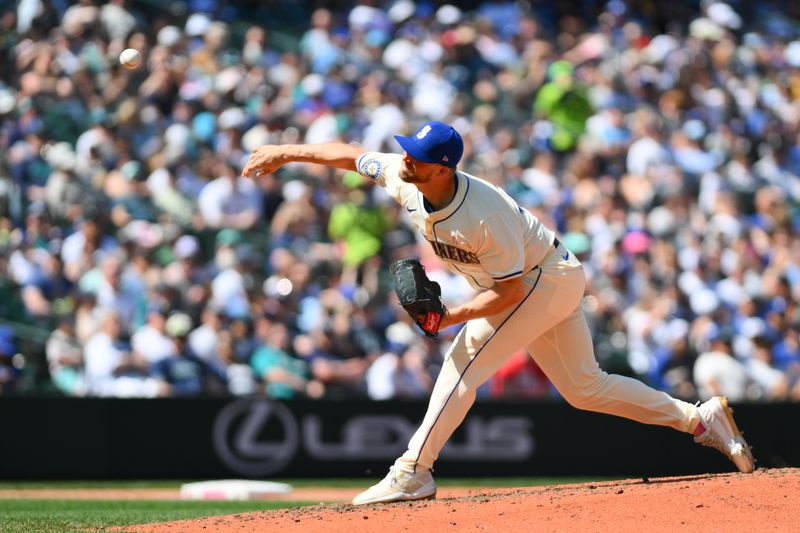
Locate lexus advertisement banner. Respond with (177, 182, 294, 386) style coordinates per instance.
(0, 398, 795, 479)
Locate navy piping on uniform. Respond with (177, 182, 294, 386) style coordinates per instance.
(356, 153, 369, 176)
(492, 270, 523, 281)
(430, 175, 471, 266)
(431, 175, 469, 228)
(412, 266, 543, 472)
(430, 176, 481, 286)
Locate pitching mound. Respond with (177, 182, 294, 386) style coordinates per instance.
(126, 468, 799, 533)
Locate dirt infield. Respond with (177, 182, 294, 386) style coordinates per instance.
(121, 468, 799, 533)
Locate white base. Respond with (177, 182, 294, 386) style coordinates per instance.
(180, 480, 293, 500)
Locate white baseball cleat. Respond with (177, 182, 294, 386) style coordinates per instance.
(352, 467, 437, 505)
(694, 396, 755, 473)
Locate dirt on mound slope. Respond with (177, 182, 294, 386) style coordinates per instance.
(125, 468, 799, 533)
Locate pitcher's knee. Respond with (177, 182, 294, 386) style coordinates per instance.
(562, 391, 596, 410)
(560, 372, 610, 410)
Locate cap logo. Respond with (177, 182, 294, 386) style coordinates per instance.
(395, 121, 462, 168)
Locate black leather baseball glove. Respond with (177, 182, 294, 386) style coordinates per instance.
(390, 259, 446, 337)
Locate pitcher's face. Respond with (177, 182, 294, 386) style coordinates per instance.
(399, 152, 442, 184)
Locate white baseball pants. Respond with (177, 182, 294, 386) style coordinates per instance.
(396, 242, 700, 473)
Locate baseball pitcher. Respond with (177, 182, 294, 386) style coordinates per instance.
(242, 120, 754, 506)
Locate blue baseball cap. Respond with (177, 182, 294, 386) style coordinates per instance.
(394, 121, 463, 168)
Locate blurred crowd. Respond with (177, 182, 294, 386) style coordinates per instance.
(1, 0, 799, 403)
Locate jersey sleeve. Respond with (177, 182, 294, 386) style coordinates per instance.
(476, 212, 526, 281)
(355, 151, 406, 202)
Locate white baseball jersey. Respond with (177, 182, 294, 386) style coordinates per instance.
(356, 152, 556, 290)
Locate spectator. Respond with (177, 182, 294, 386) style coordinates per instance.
(188, 305, 224, 362)
(145, 163, 195, 226)
(106, 160, 161, 227)
(60, 215, 117, 283)
(693, 332, 753, 402)
(216, 329, 258, 396)
(131, 302, 175, 367)
(327, 173, 391, 288)
(250, 318, 324, 399)
(305, 321, 370, 397)
(80, 253, 140, 332)
(533, 60, 593, 152)
(19, 244, 72, 320)
(73, 291, 100, 345)
(210, 243, 255, 319)
(45, 317, 85, 396)
(197, 166, 262, 230)
(773, 328, 800, 401)
(83, 310, 158, 397)
(746, 336, 789, 401)
(327, 174, 390, 266)
(42, 143, 87, 221)
(0, 326, 20, 394)
(625, 110, 671, 178)
(366, 343, 434, 400)
(151, 312, 228, 396)
(648, 332, 698, 402)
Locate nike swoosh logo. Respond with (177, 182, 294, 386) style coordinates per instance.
(562, 252, 569, 260)
(406, 207, 417, 212)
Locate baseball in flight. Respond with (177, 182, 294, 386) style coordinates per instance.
(119, 48, 141, 70)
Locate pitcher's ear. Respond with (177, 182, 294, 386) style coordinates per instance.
(435, 165, 454, 178)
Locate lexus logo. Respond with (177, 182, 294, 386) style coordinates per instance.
(212, 399, 299, 476)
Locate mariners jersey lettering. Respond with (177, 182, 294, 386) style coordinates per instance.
(357, 152, 555, 290)
(427, 240, 480, 264)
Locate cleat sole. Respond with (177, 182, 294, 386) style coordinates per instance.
(719, 397, 756, 473)
(356, 491, 436, 505)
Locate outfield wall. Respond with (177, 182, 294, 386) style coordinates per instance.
(1, 398, 797, 479)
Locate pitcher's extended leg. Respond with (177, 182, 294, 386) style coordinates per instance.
(396, 269, 554, 473)
(527, 305, 699, 433)
(394, 317, 519, 473)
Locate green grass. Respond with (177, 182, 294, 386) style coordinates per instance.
(0, 480, 186, 489)
(0, 479, 186, 490)
(0, 499, 313, 533)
